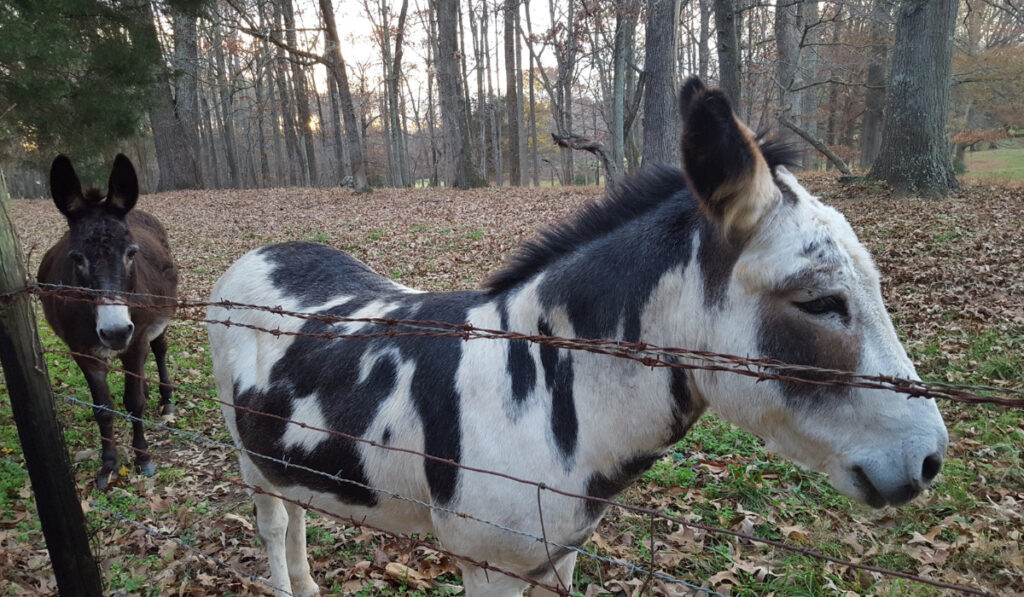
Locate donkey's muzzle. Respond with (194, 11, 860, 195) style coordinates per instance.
(98, 322, 134, 351)
(852, 450, 944, 508)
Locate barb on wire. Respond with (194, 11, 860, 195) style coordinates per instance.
(54, 386, 993, 597)
(17, 282, 1024, 408)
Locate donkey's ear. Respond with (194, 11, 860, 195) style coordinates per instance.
(105, 154, 138, 216)
(50, 155, 87, 218)
(678, 76, 706, 121)
(679, 85, 777, 238)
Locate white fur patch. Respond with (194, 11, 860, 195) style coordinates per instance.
(95, 302, 131, 336)
(280, 394, 331, 453)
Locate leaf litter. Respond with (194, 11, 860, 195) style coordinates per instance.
(1, 176, 1022, 596)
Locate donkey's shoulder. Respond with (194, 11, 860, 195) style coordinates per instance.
(256, 242, 402, 307)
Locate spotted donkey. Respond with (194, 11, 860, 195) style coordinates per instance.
(208, 78, 947, 596)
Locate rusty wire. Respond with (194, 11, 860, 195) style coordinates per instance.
(60, 392, 727, 597)
(11, 282, 1024, 407)
(52, 349, 996, 596)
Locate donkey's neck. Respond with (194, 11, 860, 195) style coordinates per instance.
(493, 200, 712, 477)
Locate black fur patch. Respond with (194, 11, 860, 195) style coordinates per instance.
(539, 319, 578, 464)
(696, 219, 742, 308)
(499, 300, 536, 413)
(238, 245, 488, 506)
(584, 453, 663, 519)
(262, 242, 399, 307)
(668, 368, 703, 443)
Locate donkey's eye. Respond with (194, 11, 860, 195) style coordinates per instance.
(794, 295, 848, 318)
(125, 244, 139, 260)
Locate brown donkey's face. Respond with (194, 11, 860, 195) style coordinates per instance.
(50, 154, 140, 351)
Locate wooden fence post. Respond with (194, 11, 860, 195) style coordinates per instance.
(0, 195, 104, 596)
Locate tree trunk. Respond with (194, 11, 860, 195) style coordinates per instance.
(170, 8, 203, 186)
(283, 0, 317, 186)
(134, 1, 201, 191)
(774, 0, 804, 155)
(212, 23, 240, 188)
(505, 0, 522, 186)
(434, 0, 485, 188)
(320, 0, 370, 192)
(471, 3, 487, 181)
(860, 0, 891, 167)
(642, 0, 680, 166)
(527, 0, 539, 186)
(868, 0, 959, 196)
(713, 0, 741, 106)
(698, 0, 712, 80)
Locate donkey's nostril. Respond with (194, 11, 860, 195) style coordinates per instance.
(922, 453, 942, 483)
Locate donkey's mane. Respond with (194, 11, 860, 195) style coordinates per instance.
(486, 165, 688, 295)
(485, 136, 800, 295)
(83, 188, 105, 204)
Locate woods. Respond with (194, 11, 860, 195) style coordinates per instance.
(1, 0, 1022, 196)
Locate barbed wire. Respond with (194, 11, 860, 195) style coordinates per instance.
(1, 283, 1008, 595)
(9, 282, 1024, 407)
(59, 415, 575, 596)
(46, 360, 996, 597)
(58, 392, 727, 597)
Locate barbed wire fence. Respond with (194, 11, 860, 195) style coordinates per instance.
(1, 282, 1020, 596)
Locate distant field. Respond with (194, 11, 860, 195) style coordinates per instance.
(964, 140, 1024, 182)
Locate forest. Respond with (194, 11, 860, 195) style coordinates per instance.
(1, 0, 1022, 199)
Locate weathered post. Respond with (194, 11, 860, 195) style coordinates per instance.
(0, 194, 104, 596)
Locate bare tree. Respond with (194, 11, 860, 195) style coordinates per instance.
(133, 0, 202, 190)
(505, 0, 522, 185)
(861, 0, 892, 166)
(320, 0, 370, 192)
(869, 0, 959, 196)
(433, 0, 485, 188)
(713, 0, 741, 105)
(642, 0, 680, 166)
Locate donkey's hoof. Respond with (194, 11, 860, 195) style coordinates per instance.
(290, 577, 319, 597)
(136, 461, 156, 477)
(96, 469, 114, 490)
(160, 402, 176, 416)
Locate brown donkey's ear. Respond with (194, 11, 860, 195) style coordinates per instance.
(105, 154, 138, 216)
(50, 155, 87, 218)
(678, 76, 776, 238)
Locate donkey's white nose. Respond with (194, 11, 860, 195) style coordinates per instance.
(852, 449, 945, 508)
(96, 302, 134, 350)
(98, 322, 134, 350)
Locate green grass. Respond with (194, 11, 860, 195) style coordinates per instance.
(963, 142, 1024, 182)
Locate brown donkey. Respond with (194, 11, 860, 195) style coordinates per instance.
(38, 154, 178, 489)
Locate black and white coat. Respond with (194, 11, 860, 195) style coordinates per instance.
(208, 79, 947, 597)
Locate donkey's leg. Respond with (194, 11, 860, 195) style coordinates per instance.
(150, 333, 175, 416)
(120, 346, 153, 476)
(527, 552, 578, 597)
(283, 501, 319, 597)
(254, 493, 295, 597)
(460, 563, 531, 597)
(74, 356, 117, 489)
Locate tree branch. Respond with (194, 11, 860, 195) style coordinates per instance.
(778, 116, 853, 176)
(551, 132, 612, 181)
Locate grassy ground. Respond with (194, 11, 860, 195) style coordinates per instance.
(963, 140, 1024, 183)
(0, 176, 1022, 596)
